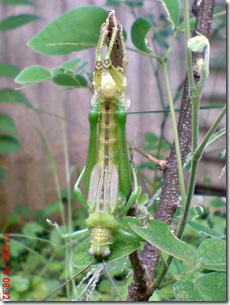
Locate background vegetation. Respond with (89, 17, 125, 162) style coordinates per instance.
(0, 0, 226, 301)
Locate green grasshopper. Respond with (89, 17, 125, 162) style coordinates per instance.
(74, 10, 141, 258)
(44, 10, 143, 300)
(48, 10, 141, 257)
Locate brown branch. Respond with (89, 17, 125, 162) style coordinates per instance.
(127, 251, 152, 301)
(132, 145, 168, 170)
(127, 0, 215, 301)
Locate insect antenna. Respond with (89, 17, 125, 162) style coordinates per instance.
(42, 260, 94, 301)
(103, 260, 122, 301)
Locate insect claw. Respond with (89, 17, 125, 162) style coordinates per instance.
(46, 218, 58, 229)
(89, 247, 95, 257)
(102, 249, 111, 257)
(46, 218, 52, 225)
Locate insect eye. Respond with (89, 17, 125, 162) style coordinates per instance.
(104, 59, 111, 68)
(96, 61, 103, 69)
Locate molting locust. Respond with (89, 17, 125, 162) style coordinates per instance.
(44, 10, 143, 301)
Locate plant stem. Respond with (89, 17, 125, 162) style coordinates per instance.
(36, 126, 65, 226)
(184, 0, 200, 154)
(183, 0, 195, 95)
(177, 105, 226, 239)
(158, 264, 202, 289)
(162, 64, 186, 205)
(164, 30, 178, 62)
(195, 105, 226, 158)
(126, 46, 163, 63)
(151, 255, 173, 291)
(61, 101, 77, 299)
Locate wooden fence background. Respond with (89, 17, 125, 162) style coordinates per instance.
(0, 0, 226, 228)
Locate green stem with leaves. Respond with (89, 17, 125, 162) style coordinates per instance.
(163, 30, 178, 62)
(177, 105, 226, 239)
(162, 63, 186, 205)
(195, 105, 226, 157)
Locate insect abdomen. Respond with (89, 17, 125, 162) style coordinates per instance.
(86, 211, 120, 257)
(89, 227, 113, 257)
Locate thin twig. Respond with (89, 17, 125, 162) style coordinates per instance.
(103, 260, 122, 301)
(42, 260, 94, 301)
(132, 145, 168, 170)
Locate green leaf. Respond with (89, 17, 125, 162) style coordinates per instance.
(0, 114, 18, 138)
(0, 135, 20, 154)
(28, 6, 107, 56)
(72, 238, 96, 268)
(106, 0, 124, 5)
(126, 0, 143, 7)
(188, 220, 223, 238)
(43, 201, 63, 216)
(52, 67, 64, 75)
(108, 230, 142, 261)
(106, 0, 143, 6)
(173, 279, 205, 301)
(61, 58, 82, 69)
(52, 73, 88, 87)
(129, 220, 197, 262)
(9, 239, 25, 257)
(210, 198, 226, 208)
(189, 205, 203, 220)
(72, 230, 141, 268)
(22, 222, 44, 237)
(154, 32, 169, 49)
(138, 193, 149, 205)
(178, 17, 196, 32)
(173, 272, 226, 301)
(0, 88, 32, 108)
(1, 0, 34, 5)
(198, 238, 226, 271)
(8, 213, 20, 223)
(131, 17, 153, 53)
(206, 128, 226, 148)
(139, 161, 155, 170)
(160, 0, 181, 28)
(120, 216, 144, 238)
(145, 132, 158, 143)
(11, 275, 30, 292)
(195, 272, 226, 301)
(75, 61, 89, 73)
(60, 188, 76, 201)
(29, 276, 48, 301)
(14, 205, 30, 217)
(0, 63, 20, 78)
(15, 65, 52, 84)
(0, 14, 41, 31)
(48, 226, 64, 246)
(0, 166, 5, 181)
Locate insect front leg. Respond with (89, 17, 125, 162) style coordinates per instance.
(116, 103, 131, 198)
(74, 167, 88, 210)
(93, 12, 111, 91)
(46, 219, 89, 240)
(85, 102, 100, 194)
(46, 167, 89, 240)
(122, 164, 142, 215)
